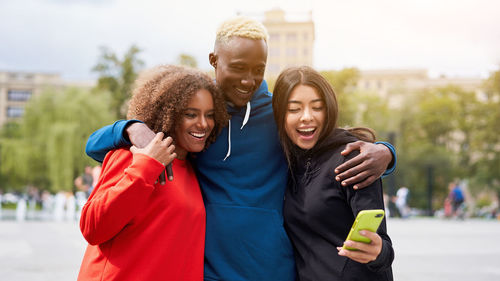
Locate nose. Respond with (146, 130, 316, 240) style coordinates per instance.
(300, 107, 313, 122)
(240, 73, 256, 89)
(197, 115, 208, 129)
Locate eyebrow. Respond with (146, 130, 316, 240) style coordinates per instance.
(287, 99, 323, 104)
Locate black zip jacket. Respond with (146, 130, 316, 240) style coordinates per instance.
(284, 128, 394, 281)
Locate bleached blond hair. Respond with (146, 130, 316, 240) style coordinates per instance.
(215, 16, 269, 46)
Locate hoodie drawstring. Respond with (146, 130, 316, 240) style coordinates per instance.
(223, 102, 251, 161)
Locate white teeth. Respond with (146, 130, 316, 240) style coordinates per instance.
(298, 128, 315, 133)
(190, 132, 206, 138)
(236, 88, 250, 94)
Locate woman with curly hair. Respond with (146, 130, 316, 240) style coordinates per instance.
(272, 66, 394, 281)
(77, 65, 229, 281)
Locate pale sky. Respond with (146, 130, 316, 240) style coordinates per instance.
(1, 0, 499, 81)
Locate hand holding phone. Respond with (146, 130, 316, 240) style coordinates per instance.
(342, 209, 384, 251)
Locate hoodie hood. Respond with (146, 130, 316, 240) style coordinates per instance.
(223, 80, 271, 161)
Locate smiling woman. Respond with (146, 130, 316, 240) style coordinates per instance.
(272, 66, 394, 281)
(284, 84, 325, 150)
(173, 88, 216, 160)
(77, 65, 229, 281)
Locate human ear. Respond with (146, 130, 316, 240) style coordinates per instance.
(209, 53, 217, 68)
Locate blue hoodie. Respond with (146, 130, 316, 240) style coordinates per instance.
(192, 81, 295, 281)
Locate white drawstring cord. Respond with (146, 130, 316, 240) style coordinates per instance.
(223, 102, 251, 161)
(223, 119, 231, 161)
(241, 102, 251, 129)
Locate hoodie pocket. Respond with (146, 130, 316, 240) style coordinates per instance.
(204, 204, 295, 281)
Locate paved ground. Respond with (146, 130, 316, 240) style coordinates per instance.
(0, 217, 499, 280)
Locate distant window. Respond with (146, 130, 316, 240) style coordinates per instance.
(270, 33, 280, 41)
(303, 32, 309, 40)
(303, 48, 309, 56)
(286, 48, 297, 56)
(7, 106, 24, 118)
(286, 33, 297, 42)
(364, 81, 370, 89)
(8, 90, 32, 101)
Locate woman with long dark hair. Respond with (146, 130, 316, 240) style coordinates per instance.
(272, 66, 394, 281)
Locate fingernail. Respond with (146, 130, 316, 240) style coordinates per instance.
(334, 169, 339, 173)
(359, 230, 366, 235)
(345, 241, 353, 247)
(168, 176, 173, 181)
(342, 181, 347, 186)
(353, 185, 358, 190)
(335, 176, 340, 181)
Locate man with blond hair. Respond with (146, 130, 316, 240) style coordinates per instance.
(85, 16, 395, 281)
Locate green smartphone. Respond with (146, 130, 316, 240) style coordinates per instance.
(342, 209, 385, 251)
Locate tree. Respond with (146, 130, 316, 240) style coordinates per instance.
(472, 69, 500, 195)
(176, 53, 198, 68)
(0, 88, 115, 192)
(93, 45, 144, 119)
(320, 68, 360, 127)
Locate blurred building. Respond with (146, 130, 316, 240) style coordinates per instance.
(356, 69, 485, 107)
(0, 71, 94, 126)
(262, 8, 315, 79)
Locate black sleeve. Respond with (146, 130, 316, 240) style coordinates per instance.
(345, 177, 395, 273)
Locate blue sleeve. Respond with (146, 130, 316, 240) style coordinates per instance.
(85, 120, 142, 162)
(374, 141, 396, 177)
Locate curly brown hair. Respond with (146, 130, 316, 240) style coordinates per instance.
(127, 65, 229, 148)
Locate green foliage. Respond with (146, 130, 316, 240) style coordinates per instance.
(320, 68, 360, 127)
(177, 53, 198, 68)
(0, 88, 114, 192)
(93, 45, 144, 119)
(319, 67, 500, 210)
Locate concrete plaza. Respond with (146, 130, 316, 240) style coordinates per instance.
(0, 217, 499, 280)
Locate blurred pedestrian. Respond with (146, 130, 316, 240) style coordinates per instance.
(395, 186, 410, 218)
(91, 165, 101, 189)
(82, 166, 94, 197)
(16, 196, 27, 222)
(450, 181, 465, 219)
(41, 190, 53, 221)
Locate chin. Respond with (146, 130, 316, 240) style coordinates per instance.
(296, 141, 315, 150)
(190, 145, 206, 153)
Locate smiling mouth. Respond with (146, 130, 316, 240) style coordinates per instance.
(297, 128, 316, 136)
(235, 88, 252, 95)
(189, 132, 207, 139)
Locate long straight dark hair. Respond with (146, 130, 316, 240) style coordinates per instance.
(272, 66, 338, 168)
(272, 66, 374, 168)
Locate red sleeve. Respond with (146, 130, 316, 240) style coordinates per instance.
(80, 149, 165, 245)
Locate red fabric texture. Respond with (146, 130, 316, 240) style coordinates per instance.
(78, 149, 205, 281)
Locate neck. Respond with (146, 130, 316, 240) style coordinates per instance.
(175, 147, 188, 160)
